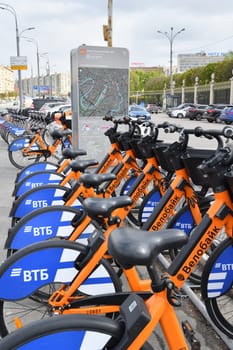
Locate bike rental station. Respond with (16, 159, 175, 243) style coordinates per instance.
(0, 45, 233, 349)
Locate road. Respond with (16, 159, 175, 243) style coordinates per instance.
(0, 113, 232, 349)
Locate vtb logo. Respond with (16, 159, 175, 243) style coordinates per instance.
(10, 268, 49, 282)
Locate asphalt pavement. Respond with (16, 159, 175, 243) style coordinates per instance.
(0, 114, 233, 349)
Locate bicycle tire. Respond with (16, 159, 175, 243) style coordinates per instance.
(42, 127, 55, 146)
(0, 314, 123, 349)
(0, 253, 122, 336)
(8, 148, 42, 169)
(201, 237, 233, 338)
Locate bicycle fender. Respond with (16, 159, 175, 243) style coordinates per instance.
(16, 162, 59, 183)
(8, 137, 40, 151)
(201, 238, 233, 299)
(0, 240, 116, 300)
(139, 188, 162, 223)
(14, 171, 69, 197)
(6, 206, 95, 249)
(10, 185, 82, 219)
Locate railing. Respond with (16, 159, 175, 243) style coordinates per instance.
(130, 79, 233, 107)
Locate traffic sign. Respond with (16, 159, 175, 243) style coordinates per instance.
(10, 56, 27, 70)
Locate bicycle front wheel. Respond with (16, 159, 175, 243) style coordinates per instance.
(0, 314, 123, 349)
(8, 136, 41, 169)
(8, 149, 42, 169)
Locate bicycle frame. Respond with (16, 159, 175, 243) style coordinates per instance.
(48, 156, 167, 308)
(168, 189, 233, 288)
(49, 131, 228, 310)
(128, 291, 189, 349)
(143, 159, 203, 232)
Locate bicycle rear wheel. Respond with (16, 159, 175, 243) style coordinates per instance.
(0, 257, 122, 337)
(0, 314, 123, 349)
(201, 238, 233, 338)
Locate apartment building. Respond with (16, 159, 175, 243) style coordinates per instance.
(21, 71, 71, 97)
(0, 65, 15, 94)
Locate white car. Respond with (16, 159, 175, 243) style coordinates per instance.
(170, 105, 195, 118)
(39, 102, 71, 115)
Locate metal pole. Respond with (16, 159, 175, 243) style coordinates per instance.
(0, 3, 23, 110)
(22, 37, 41, 97)
(169, 27, 173, 97)
(108, 0, 112, 47)
(36, 44, 41, 97)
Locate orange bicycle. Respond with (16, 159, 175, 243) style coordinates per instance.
(8, 126, 72, 169)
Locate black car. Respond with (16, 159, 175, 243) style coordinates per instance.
(203, 104, 233, 123)
(186, 104, 209, 121)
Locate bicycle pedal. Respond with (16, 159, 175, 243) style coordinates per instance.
(182, 320, 201, 350)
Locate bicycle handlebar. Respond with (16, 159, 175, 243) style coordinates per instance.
(199, 143, 233, 173)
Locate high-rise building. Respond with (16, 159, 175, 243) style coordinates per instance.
(177, 52, 226, 72)
(21, 71, 71, 97)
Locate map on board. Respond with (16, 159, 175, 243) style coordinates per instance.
(78, 67, 129, 117)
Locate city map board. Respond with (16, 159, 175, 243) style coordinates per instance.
(70, 45, 129, 160)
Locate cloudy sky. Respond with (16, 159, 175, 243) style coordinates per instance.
(0, 0, 232, 79)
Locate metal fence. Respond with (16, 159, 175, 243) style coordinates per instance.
(130, 80, 232, 108)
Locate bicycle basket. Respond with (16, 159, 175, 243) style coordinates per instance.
(153, 143, 173, 172)
(131, 136, 156, 159)
(181, 149, 215, 186)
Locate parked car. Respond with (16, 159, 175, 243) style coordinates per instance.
(167, 103, 196, 118)
(39, 102, 70, 115)
(32, 97, 68, 111)
(168, 103, 196, 118)
(203, 104, 233, 123)
(146, 104, 162, 114)
(219, 106, 233, 124)
(0, 107, 9, 116)
(186, 104, 209, 121)
(128, 105, 151, 121)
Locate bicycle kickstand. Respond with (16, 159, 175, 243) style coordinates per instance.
(182, 320, 201, 350)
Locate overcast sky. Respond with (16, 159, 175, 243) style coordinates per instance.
(0, 0, 232, 79)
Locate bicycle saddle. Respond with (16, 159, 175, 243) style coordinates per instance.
(108, 227, 188, 269)
(82, 195, 133, 219)
(70, 159, 99, 173)
(62, 148, 87, 159)
(50, 128, 70, 139)
(79, 173, 116, 188)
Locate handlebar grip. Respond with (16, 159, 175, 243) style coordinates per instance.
(223, 126, 233, 138)
(164, 125, 177, 133)
(193, 126, 233, 139)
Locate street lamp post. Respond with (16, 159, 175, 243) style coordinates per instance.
(0, 3, 35, 109)
(0, 3, 22, 108)
(22, 37, 41, 97)
(157, 27, 185, 100)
